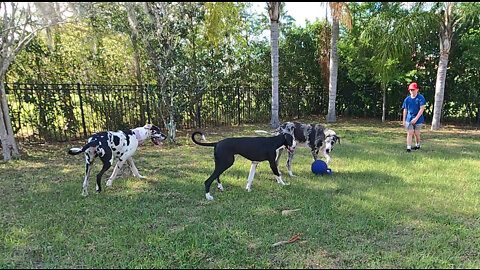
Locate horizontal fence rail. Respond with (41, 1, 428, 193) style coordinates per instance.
(5, 83, 327, 143)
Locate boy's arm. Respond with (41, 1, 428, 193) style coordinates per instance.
(402, 108, 407, 125)
(411, 105, 425, 124)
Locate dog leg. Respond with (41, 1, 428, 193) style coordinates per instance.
(205, 170, 224, 201)
(216, 177, 224, 191)
(269, 160, 289, 186)
(323, 152, 331, 165)
(275, 175, 288, 186)
(275, 148, 283, 169)
(286, 151, 296, 177)
(245, 162, 259, 192)
(127, 157, 145, 179)
(205, 169, 227, 200)
(82, 162, 92, 196)
(82, 151, 96, 196)
(106, 160, 125, 187)
(204, 156, 234, 200)
(96, 162, 112, 193)
(311, 149, 319, 161)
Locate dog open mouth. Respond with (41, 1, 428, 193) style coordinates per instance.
(152, 138, 163, 147)
(286, 146, 294, 154)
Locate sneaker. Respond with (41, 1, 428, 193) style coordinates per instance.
(413, 145, 420, 150)
(406, 149, 411, 152)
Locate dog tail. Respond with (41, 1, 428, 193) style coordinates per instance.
(254, 130, 276, 136)
(191, 131, 217, 147)
(68, 140, 100, 155)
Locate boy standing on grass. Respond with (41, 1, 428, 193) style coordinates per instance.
(402, 82, 426, 152)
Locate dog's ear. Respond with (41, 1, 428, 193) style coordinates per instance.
(144, 124, 152, 129)
(335, 135, 340, 144)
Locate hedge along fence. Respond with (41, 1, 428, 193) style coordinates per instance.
(5, 83, 328, 143)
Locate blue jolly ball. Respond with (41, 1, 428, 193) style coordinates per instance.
(311, 160, 332, 175)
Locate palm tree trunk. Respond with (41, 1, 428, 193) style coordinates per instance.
(431, 4, 453, 131)
(0, 77, 20, 161)
(431, 52, 449, 130)
(431, 2, 453, 131)
(269, 3, 280, 128)
(327, 18, 339, 123)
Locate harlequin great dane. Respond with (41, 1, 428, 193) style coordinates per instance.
(191, 131, 295, 200)
(68, 124, 167, 196)
(256, 122, 340, 176)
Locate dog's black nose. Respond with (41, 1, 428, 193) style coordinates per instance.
(326, 149, 330, 153)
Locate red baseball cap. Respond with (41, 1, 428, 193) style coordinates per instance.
(408, 82, 418, 91)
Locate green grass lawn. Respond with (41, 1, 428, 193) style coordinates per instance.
(1, 119, 479, 268)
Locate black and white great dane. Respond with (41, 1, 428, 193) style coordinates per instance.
(68, 124, 167, 196)
(256, 122, 340, 176)
(191, 131, 295, 200)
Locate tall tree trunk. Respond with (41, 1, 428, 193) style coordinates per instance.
(270, 20, 280, 128)
(327, 18, 339, 123)
(318, 22, 330, 95)
(132, 35, 146, 125)
(431, 3, 453, 130)
(382, 82, 387, 123)
(0, 77, 20, 161)
(431, 52, 450, 130)
(269, 2, 280, 128)
(125, 3, 145, 124)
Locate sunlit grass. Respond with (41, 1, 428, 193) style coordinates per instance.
(1, 119, 479, 268)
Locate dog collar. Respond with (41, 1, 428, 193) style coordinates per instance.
(134, 130, 143, 145)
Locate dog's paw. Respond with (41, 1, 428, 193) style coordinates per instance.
(276, 176, 288, 186)
(106, 180, 113, 187)
(205, 193, 214, 200)
(138, 175, 146, 179)
(246, 185, 251, 192)
(82, 190, 88, 197)
(217, 183, 224, 191)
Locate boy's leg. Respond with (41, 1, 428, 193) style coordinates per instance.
(406, 130, 414, 151)
(405, 122, 414, 152)
(414, 130, 420, 144)
(413, 123, 422, 150)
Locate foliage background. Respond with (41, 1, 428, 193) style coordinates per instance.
(6, 2, 480, 128)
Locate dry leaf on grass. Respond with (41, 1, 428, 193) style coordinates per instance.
(272, 234, 299, 247)
(281, 209, 301, 216)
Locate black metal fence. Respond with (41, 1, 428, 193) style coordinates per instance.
(5, 83, 328, 143)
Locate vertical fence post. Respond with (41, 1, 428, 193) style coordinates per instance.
(236, 87, 240, 125)
(297, 87, 301, 119)
(144, 85, 151, 124)
(196, 102, 201, 128)
(77, 83, 87, 138)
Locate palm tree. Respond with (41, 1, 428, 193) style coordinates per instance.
(429, 2, 477, 130)
(268, 2, 280, 128)
(360, 3, 416, 123)
(326, 2, 352, 123)
(430, 2, 454, 130)
(359, 2, 480, 127)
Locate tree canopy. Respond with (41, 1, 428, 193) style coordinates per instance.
(5, 2, 480, 125)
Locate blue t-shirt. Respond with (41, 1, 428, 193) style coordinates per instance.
(402, 93, 426, 123)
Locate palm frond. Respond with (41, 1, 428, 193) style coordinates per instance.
(329, 2, 352, 30)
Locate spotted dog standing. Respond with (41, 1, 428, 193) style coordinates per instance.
(68, 124, 167, 196)
(256, 122, 340, 176)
